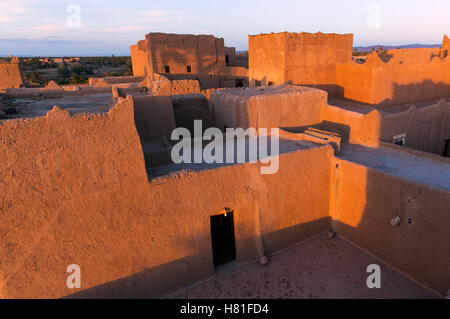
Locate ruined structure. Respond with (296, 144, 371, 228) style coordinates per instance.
(442, 35, 449, 58)
(0, 57, 23, 89)
(130, 33, 249, 89)
(0, 30, 449, 300)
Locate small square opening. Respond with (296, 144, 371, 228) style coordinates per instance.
(187, 65, 192, 73)
(164, 65, 170, 73)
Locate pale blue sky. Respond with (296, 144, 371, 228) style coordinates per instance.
(0, 0, 449, 56)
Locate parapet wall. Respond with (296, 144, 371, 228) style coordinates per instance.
(0, 59, 23, 89)
(211, 85, 327, 130)
(321, 99, 450, 154)
(0, 97, 151, 298)
(336, 52, 450, 106)
(89, 76, 146, 87)
(332, 157, 450, 295)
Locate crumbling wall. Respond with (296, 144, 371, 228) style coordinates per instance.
(170, 80, 201, 95)
(0, 58, 23, 89)
(381, 48, 441, 64)
(441, 35, 449, 59)
(130, 40, 151, 76)
(89, 76, 145, 87)
(332, 157, 450, 295)
(133, 33, 226, 89)
(336, 51, 450, 106)
(131, 33, 249, 89)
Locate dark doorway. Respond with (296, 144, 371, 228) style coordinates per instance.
(210, 211, 236, 267)
(225, 55, 230, 66)
(235, 79, 244, 88)
(444, 139, 450, 158)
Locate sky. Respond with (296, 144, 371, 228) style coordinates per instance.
(0, 0, 449, 56)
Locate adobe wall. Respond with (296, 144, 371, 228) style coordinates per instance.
(441, 35, 449, 58)
(332, 158, 450, 295)
(381, 48, 441, 64)
(336, 51, 450, 106)
(130, 40, 152, 76)
(89, 76, 145, 87)
(320, 104, 381, 146)
(131, 33, 249, 89)
(285, 32, 353, 95)
(0, 96, 334, 298)
(249, 32, 353, 95)
(249, 32, 449, 106)
(132, 96, 176, 140)
(379, 100, 450, 155)
(130, 33, 227, 89)
(224, 47, 249, 68)
(249, 33, 287, 86)
(0, 97, 149, 298)
(211, 85, 327, 130)
(321, 99, 450, 155)
(0, 59, 23, 89)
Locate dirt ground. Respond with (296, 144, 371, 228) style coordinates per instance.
(173, 234, 438, 299)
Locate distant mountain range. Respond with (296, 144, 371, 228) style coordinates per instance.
(354, 44, 441, 52)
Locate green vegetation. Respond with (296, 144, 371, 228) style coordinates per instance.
(18, 56, 132, 87)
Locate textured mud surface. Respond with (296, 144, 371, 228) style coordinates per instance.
(176, 235, 437, 299)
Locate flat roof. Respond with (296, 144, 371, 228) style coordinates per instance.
(329, 98, 450, 115)
(212, 85, 325, 99)
(339, 143, 450, 191)
(171, 234, 437, 299)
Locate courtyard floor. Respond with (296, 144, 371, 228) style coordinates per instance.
(172, 234, 438, 299)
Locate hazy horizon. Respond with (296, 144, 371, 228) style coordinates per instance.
(0, 0, 449, 56)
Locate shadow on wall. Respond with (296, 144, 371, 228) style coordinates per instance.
(384, 80, 450, 107)
(65, 218, 331, 299)
(65, 251, 213, 299)
(332, 157, 450, 296)
(338, 79, 450, 108)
